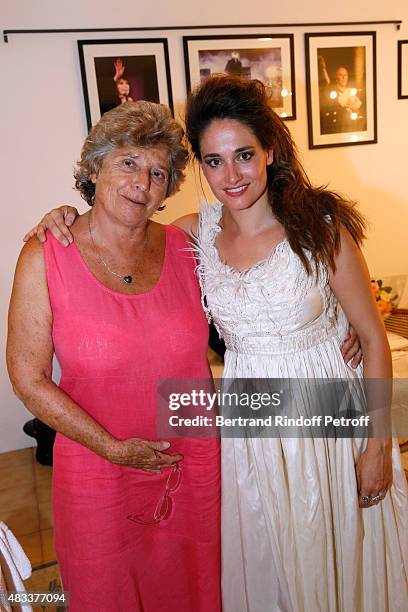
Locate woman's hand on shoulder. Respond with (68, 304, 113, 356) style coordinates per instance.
(105, 437, 183, 473)
(172, 213, 199, 237)
(23, 205, 79, 246)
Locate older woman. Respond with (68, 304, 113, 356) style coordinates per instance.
(7, 101, 220, 612)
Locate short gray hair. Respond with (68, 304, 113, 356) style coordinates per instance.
(74, 101, 188, 206)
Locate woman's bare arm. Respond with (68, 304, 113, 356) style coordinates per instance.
(23, 208, 199, 245)
(329, 227, 393, 507)
(7, 239, 181, 471)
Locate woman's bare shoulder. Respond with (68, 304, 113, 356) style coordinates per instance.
(18, 236, 45, 269)
(10, 237, 50, 312)
(171, 213, 199, 237)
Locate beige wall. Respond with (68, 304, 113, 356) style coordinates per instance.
(1, 1, 407, 451)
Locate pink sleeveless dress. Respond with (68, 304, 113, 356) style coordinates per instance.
(43, 226, 221, 612)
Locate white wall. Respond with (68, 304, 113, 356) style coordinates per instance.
(1, 1, 407, 451)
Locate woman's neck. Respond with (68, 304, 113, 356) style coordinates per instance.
(221, 196, 280, 238)
(88, 207, 151, 251)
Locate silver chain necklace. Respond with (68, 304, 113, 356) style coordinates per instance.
(88, 214, 147, 284)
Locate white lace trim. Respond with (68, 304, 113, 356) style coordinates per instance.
(190, 201, 336, 345)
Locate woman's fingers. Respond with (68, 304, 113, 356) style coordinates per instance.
(358, 473, 390, 508)
(154, 450, 184, 466)
(138, 460, 182, 474)
(63, 206, 78, 227)
(111, 438, 183, 471)
(46, 210, 74, 245)
(342, 338, 355, 362)
(355, 446, 391, 509)
(359, 488, 388, 508)
(350, 348, 362, 369)
(148, 440, 171, 452)
(340, 332, 362, 366)
(47, 217, 73, 245)
(23, 206, 78, 245)
(36, 223, 48, 243)
(148, 440, 183, 467)
(132, 455, 182, 472)
(23, 227, 40, 242)
(22, 223, 49, 243)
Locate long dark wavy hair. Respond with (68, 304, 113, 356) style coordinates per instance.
(185, 75, 366, 274)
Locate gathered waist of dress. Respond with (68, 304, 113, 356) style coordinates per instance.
(222, 320, 338, 355)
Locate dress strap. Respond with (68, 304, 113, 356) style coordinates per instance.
(190, 202, 223, 331)
(197, 201, 222, 251)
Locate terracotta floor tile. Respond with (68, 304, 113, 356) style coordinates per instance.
(40, 528, 57, 563)
(33, 460, 53, 482)
(38, 502, 54, 530)
(0, 462, 35, 493)
(0, 480, 36, 510)
(0, 491, 40, 536)
(19, 531, 43, 567)
(35, 472, 52, 505)
(0, 448, 33, 470)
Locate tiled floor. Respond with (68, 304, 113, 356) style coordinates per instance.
(0, 446, 56, 569)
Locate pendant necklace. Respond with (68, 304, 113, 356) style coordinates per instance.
(88, 214, 147, 284)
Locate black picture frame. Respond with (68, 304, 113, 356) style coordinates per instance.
(305, 31, 377, 149)
(183, 34, 296, 120)
(78, 38, 173, 130)
(398, 40, 408, 99)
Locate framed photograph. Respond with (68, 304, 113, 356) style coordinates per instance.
(305, 32, 377, 149)
(398, 40, 408, 99)
(183, 34, 296, 120)
(78, 38, 173, 130)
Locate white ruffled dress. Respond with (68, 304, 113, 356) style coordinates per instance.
(195, 202, 408, 612)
